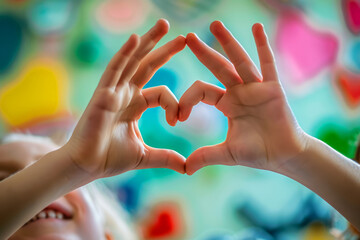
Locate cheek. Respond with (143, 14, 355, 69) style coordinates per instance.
(66, 189, 105, 240)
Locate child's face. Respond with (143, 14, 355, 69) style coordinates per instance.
(0, 140, 109, 240)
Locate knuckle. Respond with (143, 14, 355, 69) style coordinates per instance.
(147, 59, 159, 72)
(233, 57, 245, 66)
(158, 85, 170, 93)
(193, 80, 204, 88)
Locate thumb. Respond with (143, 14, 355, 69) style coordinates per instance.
(185, 143, 235, 175)
(136, 146, 186, 174)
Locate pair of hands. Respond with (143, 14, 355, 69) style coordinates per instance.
(64, 19, 308, 180)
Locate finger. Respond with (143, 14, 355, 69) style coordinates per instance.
(142, 86, 179, 126)
(186, 33, 243, 88)
(99, 34, 140, 88)
(178, 80, 225, 122)
(137, 147, 186, 174)
(131, 35, 186, 88)
(210, 21, 262, 83)
(185, 144, 235, 175)
(252, 23, 279, 82)
(116, 19, 170, 88)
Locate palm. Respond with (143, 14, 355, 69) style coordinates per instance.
(220, 81, 298, 169)
(102, 84, 147, 175)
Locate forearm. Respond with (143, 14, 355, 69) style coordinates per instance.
(0, 147, 93, 239)
(278, 135, 360, 230)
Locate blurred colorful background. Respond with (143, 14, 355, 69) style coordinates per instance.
(1, 0, 359, 239)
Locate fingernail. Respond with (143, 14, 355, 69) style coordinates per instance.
(217, 20, 225, 27)
(158, 18, 169, 26)
(192, 33, 199, 39)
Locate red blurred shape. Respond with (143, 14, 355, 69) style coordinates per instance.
(148, 212, 174, 237)
(142, 202, 184, 239)
(337, 69, 360, 107)
(343, 0, 360, 34)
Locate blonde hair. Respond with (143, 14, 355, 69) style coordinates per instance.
(1, 133, 55, 145)
(1, 133, 137, 240)
(85, 182, 137, 240)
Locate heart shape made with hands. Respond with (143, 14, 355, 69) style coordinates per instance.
(135, 20, 298, 176)
(136, 20, 300, 176)
(71, 19, 302, 179)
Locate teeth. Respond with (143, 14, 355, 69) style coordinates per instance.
(48, 210, 56, 218)
(56, 212, 64, 219)
(30, 210, 67, 223)
(38, 211, 46, 219)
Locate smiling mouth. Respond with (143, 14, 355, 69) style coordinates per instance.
(25, 208, 73, 226)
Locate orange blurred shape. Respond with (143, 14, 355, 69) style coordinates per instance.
(141, 201, 185, 239)
(337, 68, 360, 107)
(0, 59, 68, 128)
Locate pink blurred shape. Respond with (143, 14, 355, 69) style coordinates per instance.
(343, 0, 360, 34)
(96, 0, 148, 34)
(276, 11, 339, 84)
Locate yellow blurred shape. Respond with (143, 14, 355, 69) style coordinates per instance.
(0, 59, 68, 127)
(304, 222, 334, 240)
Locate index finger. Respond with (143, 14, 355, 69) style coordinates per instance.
(210, 21, 262, 83)
(131, 35, 186, 88)
(117, 19, 170, 87)
(99, 34, 140, 89)
(186, 33, 243, 88)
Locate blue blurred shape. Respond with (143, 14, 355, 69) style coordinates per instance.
(351, 41, 360, 69)
(235, 193, 332, 237)
(27, 0, 76, 35)
(234, 227, 274, 240)
(116, 181, 141, 213)
(0, 14, 22, 74)
(204, 234, 233, 240)
(204, 228, 273, 240)
(144, 68, 177, 91)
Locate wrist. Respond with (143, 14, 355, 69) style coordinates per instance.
(272, 131, 313, 177)
(47, 146, 97, 190)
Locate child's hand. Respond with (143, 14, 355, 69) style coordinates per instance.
(180, 21, 308, 175)
(64, 19, 186, 179)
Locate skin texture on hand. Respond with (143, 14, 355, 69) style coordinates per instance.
(65, 19, 187, 179)
(180, 21, 308, 175)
